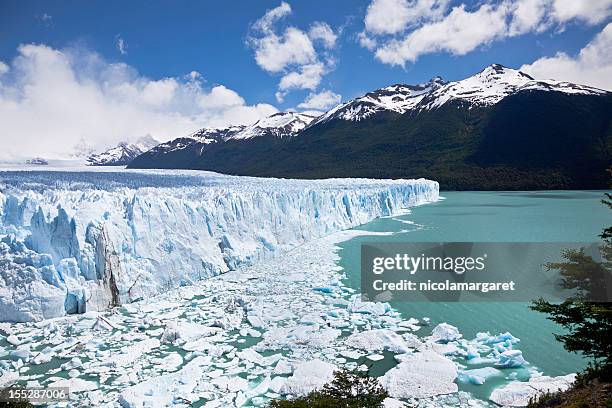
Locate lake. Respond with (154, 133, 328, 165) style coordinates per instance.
(340, 190, 610, 401)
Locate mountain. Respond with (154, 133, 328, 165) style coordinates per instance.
(129, 65, 611, 190)
(129, 112, 316, 169)
(87, 135, 159, 166)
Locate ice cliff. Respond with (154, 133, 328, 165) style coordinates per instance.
(0, 169, 438, 322)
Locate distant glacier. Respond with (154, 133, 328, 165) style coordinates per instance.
(0, 168, 438, 322)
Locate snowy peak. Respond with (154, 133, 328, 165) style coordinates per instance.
(87, 136, 159, 166)
(230, 112, 317, 140)
(315, 76, 447, 124)
(422, 64, 535, 109)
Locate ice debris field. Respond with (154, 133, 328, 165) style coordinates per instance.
(0, 169, 574, 407)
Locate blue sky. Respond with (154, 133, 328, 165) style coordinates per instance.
(0, 0, 610, 159)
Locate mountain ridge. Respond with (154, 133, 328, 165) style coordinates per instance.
(128, 64, 611, 190)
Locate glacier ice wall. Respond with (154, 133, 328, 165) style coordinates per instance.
(0, 169, 438, 322)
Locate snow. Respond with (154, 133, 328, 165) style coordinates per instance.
(0, 167, 438, 322)
(87, 136, 159, 166)
(489, 374, 576, 407)
(314, 78, 446, 124)
(230, 112, 317, 140)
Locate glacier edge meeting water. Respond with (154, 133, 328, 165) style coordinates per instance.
(0, 169, 439, 322)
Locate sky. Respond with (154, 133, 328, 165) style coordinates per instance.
(0, 0, 610, 160)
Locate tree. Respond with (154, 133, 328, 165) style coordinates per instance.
(531, 174, 612, 381)
(268, 369, 388, 408)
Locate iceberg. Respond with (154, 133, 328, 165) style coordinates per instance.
(0, 169, 439, 322)
(380, 350, 458, 398)
(489, 374, 576, 407)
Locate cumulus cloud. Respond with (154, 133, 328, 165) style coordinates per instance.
(0, 44, 278, 161)
(309, 22, 337, 49)
(375, 3, 508, 65)
(551, 0, 612, 25)
(360, 0, 612, 66)
(278, 63, 326, 91)
(520, 23, 612, 90)
(252, 26, 316, 73)
(364, 0, 450, 35)
(298, 90, 342, 110)
(248, 2, 338, 101)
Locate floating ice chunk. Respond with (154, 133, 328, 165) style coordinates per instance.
(340, 350, 363, 360)
(282, 359, 337, 396)
(432, 342, 460, 356)
(380, 350, 458, 398)
(398, 318, 420, 331)
(273, 359, 293, 375)
(247, 315, 265, 329)
(346, 329, 417, 354)
(367, 354, 385, 361)
(495, 350, 527, 368)
(477, 331, 520, 345)
(6, 335, 19, 346)
(113, 338, 160, 367)
(119, 356, 208, 407)
(458, 367, 503, 385)
(431, 323, 462, 343)
(0, 370, 18, 387)
(349, 299, 390, 315)
(211, 376, 249, 393)
(9, 347, 30, 362)
(489, 374, 576, 407)
(269, 376, 287, 394)
(47, 377, 98, 393)
(237, 349, 265, 365)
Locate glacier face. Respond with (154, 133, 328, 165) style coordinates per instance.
(0, 168, 438, 322)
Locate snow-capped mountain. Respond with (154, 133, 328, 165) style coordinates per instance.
(87, 135, 159, 166)
(146, 126, 244, 157)
(129, 64, 610, 190)
(420, 64, 606, 110)
(314, 77, 447, 124)
(317, 64, 607, 123)
(129, 112, 318, 169)
(231, 112, 317, 139)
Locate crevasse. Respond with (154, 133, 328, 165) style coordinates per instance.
(0, 170, 439, 322)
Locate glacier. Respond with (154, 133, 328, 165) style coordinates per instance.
(0, 168, 438, 322)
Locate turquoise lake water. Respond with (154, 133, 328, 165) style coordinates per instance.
(339, 190, 610, 401)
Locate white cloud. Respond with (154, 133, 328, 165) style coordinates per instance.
(248, 2, 338, 101)
(361, 0, 612, 66)
(253, 1, 292, 33)
(252, 26, 317, 73)
(375, 3, 509, 65)
(0, 44, 278, 161)
(278, 63, 326, 91)
(358, 32, 378, 50)
(364, 0, 450, 35)
(520, 23, 612, 90)
(0, 61, 8, 76)
(298, 90, 342, 110)
(508, 0, 550, 35)
(309, 22, 337, 49)
(551, 0, 612, 25)
(116, 36, 128, 55)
